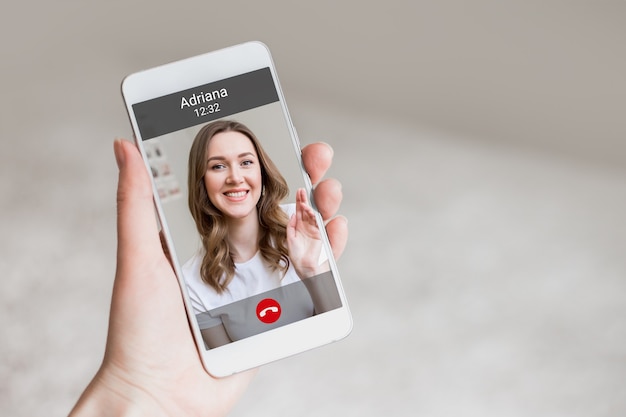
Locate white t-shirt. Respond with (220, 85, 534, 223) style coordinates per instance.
(183, 248, 303, 315)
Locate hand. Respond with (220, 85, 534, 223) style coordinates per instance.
(287, 188, 327, 278)
(69, 139, 347, 417)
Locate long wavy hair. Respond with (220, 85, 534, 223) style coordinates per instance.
(188, 120, 291, 294)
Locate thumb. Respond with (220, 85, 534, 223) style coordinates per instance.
(113, 139, 163, 272)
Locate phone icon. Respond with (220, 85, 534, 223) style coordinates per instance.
(256, 298, 281, 324)
(259, 306, 279, 317)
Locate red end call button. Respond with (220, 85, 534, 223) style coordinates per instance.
(256, 298, 281, 324)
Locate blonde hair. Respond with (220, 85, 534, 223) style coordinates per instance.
(188, 120, 290, 294)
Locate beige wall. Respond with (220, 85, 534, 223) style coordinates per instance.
(3, 1, 625, 167)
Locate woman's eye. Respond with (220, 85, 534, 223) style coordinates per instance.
(241, 160, 254, 167)
(210, 163, 226, 170)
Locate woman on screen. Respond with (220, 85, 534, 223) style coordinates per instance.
(182, 120, 340, 348)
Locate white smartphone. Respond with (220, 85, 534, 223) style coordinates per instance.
(121, 41, 352, 377)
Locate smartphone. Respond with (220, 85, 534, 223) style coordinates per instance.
(121, 41, 352, 377)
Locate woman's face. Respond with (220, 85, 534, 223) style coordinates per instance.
(203, 130, 263, 221)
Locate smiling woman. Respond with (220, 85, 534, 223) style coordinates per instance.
(183, 119, 339, 348)
(186, 120, 294, 294)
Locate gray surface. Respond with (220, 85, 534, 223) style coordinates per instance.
(2, 2, 625, 416)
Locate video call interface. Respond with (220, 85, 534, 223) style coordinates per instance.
(132, 68, 342, 349)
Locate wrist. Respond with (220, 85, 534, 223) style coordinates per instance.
(69, 367, 169, 417)
(296, 262, 330, 280)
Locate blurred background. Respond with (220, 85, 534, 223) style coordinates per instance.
(1, 1, 625, 416)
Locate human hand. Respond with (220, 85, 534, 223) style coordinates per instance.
(69, 139, 255, 417)
(69, 140, 346, 417)
(287, 188, 327, 278)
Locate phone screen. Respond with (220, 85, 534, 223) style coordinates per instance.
(130, 66, 343, 350)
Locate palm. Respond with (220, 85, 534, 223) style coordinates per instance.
(104, 255, 254, 416)
(287, 188, 324, 277)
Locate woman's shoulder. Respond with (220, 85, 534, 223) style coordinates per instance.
(181, 250, 204, 284)
(182, 250, 235, 308)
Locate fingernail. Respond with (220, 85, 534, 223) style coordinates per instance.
(319, 142, 334, 159)
(113, 139, 125, 169)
